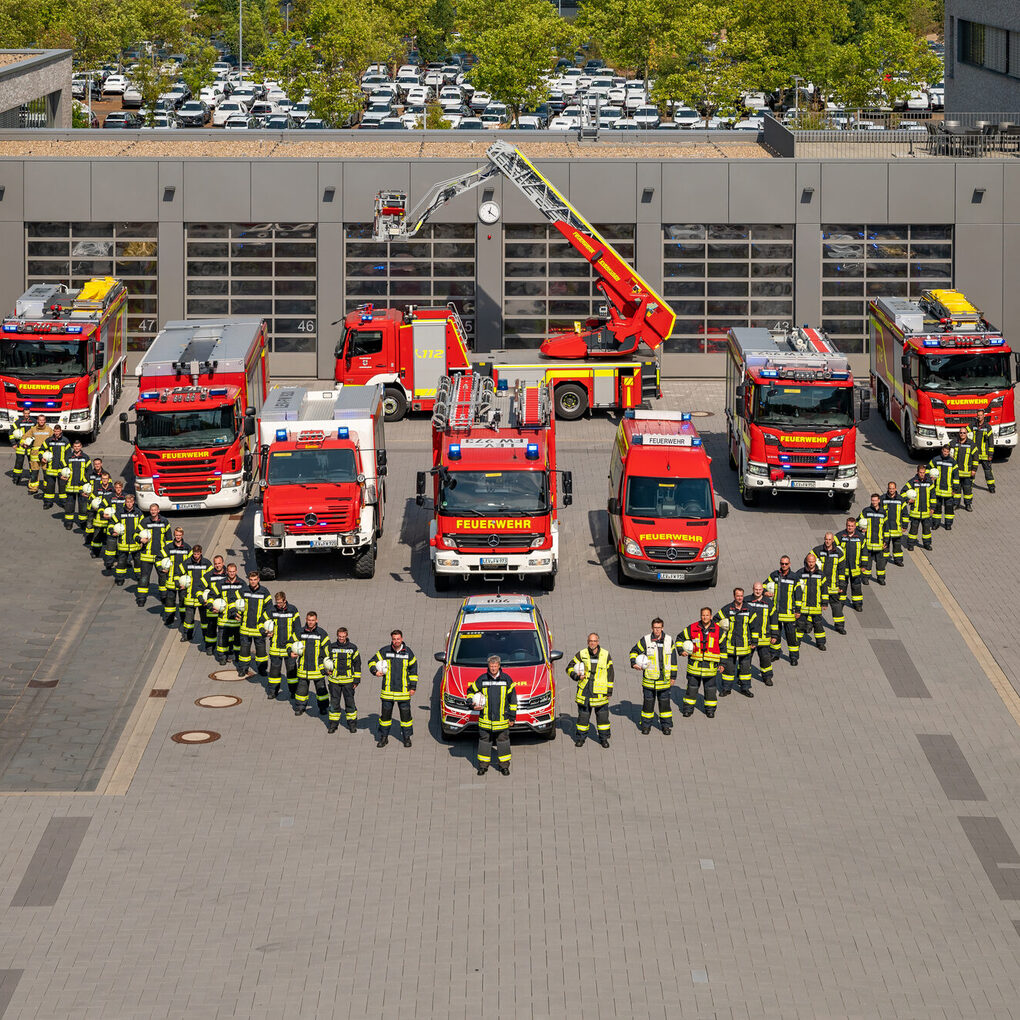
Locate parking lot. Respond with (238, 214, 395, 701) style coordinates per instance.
(0, 379, 1018, 1017)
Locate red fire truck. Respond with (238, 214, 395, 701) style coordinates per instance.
(870, 289, 1017, 457)
(415, 373, 572, 592)
(0, 277, 128, 442)
(119, 318, 269, 511)
(724, 325, 868, 510)
(335, 141, 672, 422)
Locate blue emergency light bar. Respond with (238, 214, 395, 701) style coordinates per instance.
(140, 391, 160, 400)
(989, 337, 1005, 346)
(525, 443, 539, 459)
(759, 369, 779, 378)
(65, 325, 82, 334)
(680, 412, 691, 421)
(209, 387, 228, 396)
(497, 379, 509, 391)
(275, 429, 287, 441)
(448, 443, 461, 460)
(922, 338, 939, 347)
(462, 604, 529, 615)
(691, 438, 702, 447)
(337, 426, 349, 439)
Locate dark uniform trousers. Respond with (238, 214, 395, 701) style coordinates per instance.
(754, 643, 773, 680)
(328, 681, 358, 724)
(576, 700, 610, 737)
(683, 668, 718, 712)
(379, 697, 413, 733)
(268, 655, 298, 694)
(771, 620, 800, 659)
(642, 687, 672, 721)
(797, 614, 826, 649)
(64, 489, 90, 529)
(162, 582, 186, 624)
(932, 495, 955, 529)
(722, 653, 752, 693)
(477, 726, 510, 768)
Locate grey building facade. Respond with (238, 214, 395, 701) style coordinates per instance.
(945, 0, 1020, 112)
(0, 50, 72, 128)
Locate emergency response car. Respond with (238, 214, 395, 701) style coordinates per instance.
(435, 594, 562, 741)
(608, 410, 728, 587)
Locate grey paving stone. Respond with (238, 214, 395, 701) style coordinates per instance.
(958, 817, 1020, 901)
(868, 637, 932, 698)
(917, 733, 988, 801)
(0, 970, 22, 1019)
(9, 816, 91, 907)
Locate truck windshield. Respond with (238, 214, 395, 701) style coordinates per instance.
(920, 352, 1011, 392)
(0, 338, 86, 378)
(439, 470, 549, 515)
(755, 383, 854, 428)
(451, 629, 544, 667)
(267, 448, 358, 484)
(625, 477, 714, 519)
(135, 407, 235, 450)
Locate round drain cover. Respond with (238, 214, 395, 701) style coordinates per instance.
(171, 730, 221, 744)
(195, 695, 242, 708)
(209, 670, 246, 682)
(689, 410, 712, 417)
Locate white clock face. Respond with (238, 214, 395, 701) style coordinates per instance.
(478, 201, 501, 224)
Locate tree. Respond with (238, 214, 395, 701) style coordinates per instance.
(129, 56, 176, 125)
(414, 100, 451, 129)
(179, 40, 220, 99)
(125, 0, 190, 57)
(376, 0, 455, 68)
(576, 0, 683, 82)
(257, 27, 315, 104)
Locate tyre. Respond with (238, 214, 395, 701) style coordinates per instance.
(707, 565, 718, 588)
(553, 383, 588, 421)
(540, 570, 556, 592)
(998, 447, 1013, 461)
(617, 554, 631, 586)
(381, 386, 408, 423)
(835, 492, 854, 512)
(542, 721, 557, 741)
(255, 549, 279, 581)
(739, 477, 758, 507)
(433, 570, 452, 592)
(111, 370, 122, 404)
(877, 383, 895, 431)
(441, 725, 458, 742)
(352, 543, 376, 579)
(727, 428, 737, 470)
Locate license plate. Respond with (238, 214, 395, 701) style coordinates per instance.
(657, 571, 688, 580)
(481, 557, 508, 568)
(174, 501, 205, 509)
(790, 481, 817, 489)
(311, 535, 339, 548)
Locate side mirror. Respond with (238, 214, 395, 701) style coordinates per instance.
(716, 500, 729, 518)
(415, 470, 426, 507)
(858, 391, 871, 422)
(376, 449, 387, 467)
(607, 497, 619, 516)
(333, 341, 344, 359)
(244, 415, 256, 437)
(549, 650, 564, 662)
(433, 651, 446, 663)
(245, 406, 255, 418)
(118, 413, 130, 444)
(562, 470, 573, 507)
(243, 450, 253, 479)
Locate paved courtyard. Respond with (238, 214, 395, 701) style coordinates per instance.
(0, 379, 1018, 1019)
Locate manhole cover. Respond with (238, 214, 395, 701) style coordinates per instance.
(195, 695, 242, 708)
(171, 730, 221, 744)
(209, 670, 246, 682)
(689, 410, 713, 417)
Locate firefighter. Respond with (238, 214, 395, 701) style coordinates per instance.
(87, 473, 114, 558)
(857, 492, 888, 585)
(181, 544, 211, 645)
(237, 570, 272, 677)
(24, 415, 53, 495)
(928, 443, 960, 530)
(138, 503, 173, 606)
(745, 581, 774, 685)
(881, 482, 908, 569)
(266, 591, 301, 700)
(813, 532, 847, 635)
(629, 617, 679, 732)
(10, 411, 35, 485)
(62, 439, 91, 531)
(209, 561, 245, 667)
(100, 480, 128, 572)
(82, 457, 105, 549)
(796, 552, 828, 653)
(974, 410, 996, 494)
(951, 427, 977, 512)
(466, 654, 517, 776)
(766, 556, 801, 664)
(113, 493, 145, 596)
(903, 464, 936, 551)
(715, 590, 754, 699)
(326, 627, 361, 734)
(161, 528, 191, 628)
(568, 633, 614, 747)
(291, 611, 331, 718)
(40, 424, 71, 509)
(835, 518, 867, 613)
(679, 609, 722, 718)
(368, 630, 418, 748)
(197, 555, 227, 654)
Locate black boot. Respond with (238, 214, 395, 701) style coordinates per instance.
(377, 733, 389, 748)
(599, 738, 610, 749)
(662, 725, 672, 735)
(327, 722, 339, 734)
(719, 687, 731, 698)
(266, 688, 278, 700)
(347, 721, 357, 733)
(705, 708, 715, 719)
(318, 702, 328, 717)
(790, 654, 799, 666)
(681, 707, 694, 717)
(761, 676, 774, 687)
(476, 767, 487, 776)
(498, 765, 510, 776)
(639, 724, 650, 735)
(574, 737, 585, 747)
(738, 688, 754, 698)
(403, 735, 412, 748)
(292, 703, 304, 716)
(817, 642, 827, 652)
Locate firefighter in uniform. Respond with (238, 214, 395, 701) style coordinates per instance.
(679, 609, 722, 718)
(715, 591, 755, 698)
(928, 443, 960, 530)
(466, 654, 517, 775)
(881, 482, 907, 568)
(745, 581, 774, 685)
(100, 480, 128, 571)
(973, 410, 996, 494)
(40, 424, 71, 508)
(62, 439, 91, 531)
(369, 630, 418, 748)
(292, 611, 331, 717)
(568, 633, 614, 747)
(326, 627, 361, 734)
(951, 427, 977, 513)
(138, 503, 173, 606)
(237, 571, 272, 677)
(903, 464, 936, 551)
(857, 492, 888, 585)
(266, 592, 301, 700)
(82, 459, 105, 549)
(10, 411, 35, 485)
(766, 556, 801, 664)
(813, 532, 847, 634)
(836, 518, 867, 613)
(24, 415, 53, 495)
(161, 528, 191, 628)
(209, 561, 245, 667)
(113, 493, 145, 596)
(181, 545, 211, 645)
(197, 555, 227, 654)
(629, 617, 679, 732)
(796, 552, 828, 653)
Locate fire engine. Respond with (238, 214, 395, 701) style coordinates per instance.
(870, 289, 1017, 457)
(0, 277, 127, 442)
(335, 141, 673, 422)
(254, 384, 387, 581)
(415, 373, 572, 591)
(724, 325, 869, 510)
(119, 318, 269, 511)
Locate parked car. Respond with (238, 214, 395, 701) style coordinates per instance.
(301, 118, 327, 129)
(222, 114, 257, 130)
(456, 117, 485, 130)
(102, 74, 128, 95)
(249, 101, 279, 122)
(290, 102, 313, 124)
(514, 115, 542, 130)
(264, 113, 298, 130)
(140, 112, 178, 130)
(212, 101, 246, 126)
(469, 91, 492, 112)
(633, 105, 661, 128)
(176, 101, 210, 127)
(102, 111, 142, 128)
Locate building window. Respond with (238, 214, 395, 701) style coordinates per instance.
(503, 223, 634, 349)
(185, 223, 317, 354)
(662, 224, 794, 354)
(959, 19, 1013, 75)
(26, 221, 158, 351)
(821, 224, 953, 353)
(344, 222, 476, 339)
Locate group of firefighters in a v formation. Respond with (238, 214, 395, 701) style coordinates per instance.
(7, 408, 1000, 775)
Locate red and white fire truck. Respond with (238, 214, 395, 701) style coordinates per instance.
(254, 384, 387, 580)
(119, 318, 269, 511)
(870, 289, 1017, 457)
(334, 141, 672, 422)
(0, 277, 127, 442)
(416, 373, 572, 592)
(724, 325, 868, 510)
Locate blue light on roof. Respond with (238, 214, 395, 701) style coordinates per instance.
(526, 443, 539, 460)
(463, 604, 528, 614)
(680, 412, 691, 421)
(65, 325, 82, 334)
(691, 437, 702, 447)
(448, 443, 461, 460)
(337, 426, 349, 439)
(623, 409, 635, 418)
(989, 337, 1004, 346)
(140, 391, 159, 400)
(922, 338, 939, 347)
(2, 323, 15, 332)
(760, 368, 779, 378)
(209, 387, 228, 396)
(275, 428, 287, 441)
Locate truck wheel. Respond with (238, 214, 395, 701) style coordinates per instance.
(540, 571, 556, 592)
(878, 383, 896, 432)
(441, 725, 458, 742)
(727, 427, 737, 470)
(433, 570, 452, 592)
(382, 386, 408, 423)
(835, 492, 854, 512)
(707, 566, 718, 588)
(542, 721, 557, 741)
(739, 478, 758, 507)
(553, 383, 588, 421)
(616, 554, 631, 586)
(998, 448, 1013, 461)
(111, 370, 122, 404)
(255, 549, 279, 581)
(352, 543, 376, 579)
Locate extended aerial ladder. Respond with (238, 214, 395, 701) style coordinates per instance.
(372, 141, 675, 359)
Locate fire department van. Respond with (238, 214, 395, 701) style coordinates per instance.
(607, 410, 728, 587)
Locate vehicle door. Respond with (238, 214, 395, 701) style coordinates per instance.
(339, 327, 389, 385)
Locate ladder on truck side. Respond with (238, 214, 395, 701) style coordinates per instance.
(432, 374, 497, 432)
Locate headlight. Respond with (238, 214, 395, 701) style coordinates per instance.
(436, 553, 459, 567)
(528, 556, 552, 566)
(837, 466, 857, 478)
(622, 537, 642, 557)
(340, 534, 359, 546)
(443, 693, 472, 710)
(702, 541, 717, 559)
(529, 535, 547, 548)
(829, 435, 845, 446)
(521, 691, 552, 710)
(915, 424, 938, 437)
(69, 409, 89, 423)
(265, 537, 283, 548)
(747, 463, 769, 476)
(998, 423, 1016, 437)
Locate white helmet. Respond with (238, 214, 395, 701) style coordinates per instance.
(471, 692, 486, 710)
(375, 659, 389, 676)
(290, 639, 304, 656)
(102, 506, 115, 519)
(81, 482, 92, 495)
(177, 575, 190, 590)
(198, 589, 210, 603)
(41, 450, 53, 463)
(90, 496, 102, 510)
(59, 467, 71, 479)
(905, 489, 917, 503)
(322, 658, 334, 674)
(682, 639, 695, 654)
(157, 557, 172, 571)
(111, 522, 125, 536)
(139, 530, 150, 544)
(765, 580, 776, 596)
(262, 619, 275, 635)
(211, 597, 227, 613)
(11, 427, 23, 440)
(572, 662, 586, 678)
(633, 653, 650, 670)
(717, 617, 730, 631)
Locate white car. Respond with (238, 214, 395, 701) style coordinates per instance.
(549, 115, 580, 131)
(424, 70, 443, 89)
(611, 118, 640, 131)
(290, 102, 313, 124)
(672, 107, 701, 128)
(141, 113, 177, 130)
(230, 87, 257, 108)
(199, 87, 223, 108)
(102, 74, 128, 95)
(607, 87, 626, 104)
(633, 105, 661, 128)
(223, 114, 254, 130)
(905, 90, 930, 111)
(397, 64, 419, 78)
(515, 115, 542, 129)
(405, 86, 432, 107)
(213, 101, 247, 126)
(625, 91, 647, 113)
(395, 74, 421, 96)
(732, 117, 764, 131)
(469, 91, 492, 112)
(121, 84, 143, 109)
(742, 92, 768, 111)
(928, 85, 945, 110)
(439, 87, 463, 112)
